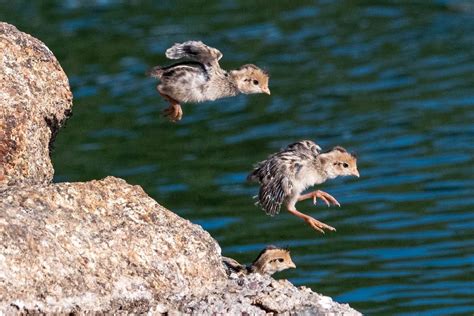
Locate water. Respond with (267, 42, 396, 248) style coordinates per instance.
(2, 1, 473, 314)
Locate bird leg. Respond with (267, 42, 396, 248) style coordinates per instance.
(298, 190, 341, 207)
(287, 208, 336, 234)
(159, 92, 183, 122)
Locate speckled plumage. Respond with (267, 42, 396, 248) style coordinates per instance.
(223, 245, 296, 276)
(248, 140, 359, 233)
(248, 140, 323, 216)
(148, 41, 270, 121)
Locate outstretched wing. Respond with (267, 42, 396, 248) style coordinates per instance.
(248, 140, 322, 216)
(165, 41, 223, 64)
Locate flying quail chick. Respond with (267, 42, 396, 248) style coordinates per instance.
(148, 40, 271, 122)
(248, 140, 359, 233)
(223, 245, 296, 276)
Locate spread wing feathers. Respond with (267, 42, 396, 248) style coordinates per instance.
(165, 41, 223, 64)
(248, 140, 322, 216)
(257, 176, 292, 216)
(148, 62, 208, 80)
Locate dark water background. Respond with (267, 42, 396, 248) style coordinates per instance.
(2, 1, 473, 314)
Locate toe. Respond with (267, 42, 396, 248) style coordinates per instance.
(311, 224, 325, 234)
(305, 219, 324, 233)
(320, 196, 331, 207)
(318, 190, 341, 207)
(314, 219, 336, 232)
(325, 224, 336, 231)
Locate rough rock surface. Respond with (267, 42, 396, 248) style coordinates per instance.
(0, 22, 72, 190)
(0, 22, 361, 315)
(0, 176, 226, 314)
(0, 177, 360, 315)
(177, 273, 360, 315)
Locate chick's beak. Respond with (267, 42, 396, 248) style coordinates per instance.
(352, 169, 360, 178)
(263, 87, 271, 95)
(288, 260, 296, 269)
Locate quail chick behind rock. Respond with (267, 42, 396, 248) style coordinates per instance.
(223, 245, 296, 277)
(148, 40, 270, 122)
(248, 140, 359, 233)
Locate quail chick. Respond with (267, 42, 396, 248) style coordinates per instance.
(148, 40, 270, 122)
(248, 140, 359, 233)
(223, 245, 296, 276)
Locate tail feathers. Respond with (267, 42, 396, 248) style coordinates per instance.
(146, 66, 164, 79)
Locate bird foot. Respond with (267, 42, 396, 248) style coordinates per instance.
(304, 216, 336, 234)
(311, 190, 341, 207)
(162, 103, 183, 122)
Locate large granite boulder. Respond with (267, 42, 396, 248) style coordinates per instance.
(0, 176, 226, 314)
(0, 176, 360, 315)
(0, 22, 361, 315)
(0, 22, 72, 190)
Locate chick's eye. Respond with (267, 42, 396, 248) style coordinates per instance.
(253, 80, 259, 85)
(278, 258, 284, 263)
(343, 163, 349, 168)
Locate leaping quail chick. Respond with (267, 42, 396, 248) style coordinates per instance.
(222, 245, 296, 276)
(248, 140, 359, 233)
(148, 40, 270, 122)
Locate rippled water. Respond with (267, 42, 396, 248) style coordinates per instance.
(2, 1, 473, 314)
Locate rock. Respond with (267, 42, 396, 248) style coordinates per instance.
(0, 22, 361, 315)
(0, 176, 226, 313)
(0, 22, 72, 190)
(0, 176, 360, 315)
(177, 273, 361, 315)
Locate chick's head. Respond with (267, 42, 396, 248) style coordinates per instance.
(323, 147, 359, 179)
(252, 246, 296, 276)
(231, 64, 270, 95)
